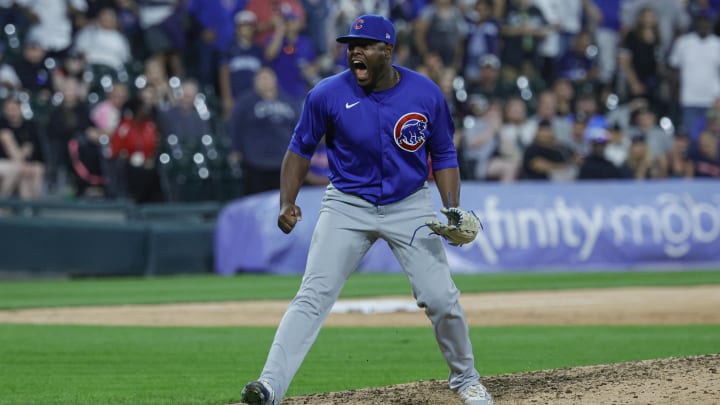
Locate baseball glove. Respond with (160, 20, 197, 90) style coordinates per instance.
(426, 207, 481, 246)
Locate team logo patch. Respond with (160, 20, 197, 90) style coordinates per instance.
(394, 112, 428, 152)
(354, 19, 364, 30)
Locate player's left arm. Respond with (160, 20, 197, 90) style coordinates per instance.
(433, 167, 460, 208)
(427, 83, 461, 208)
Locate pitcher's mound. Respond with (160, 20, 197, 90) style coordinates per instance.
(275, 354, 719, 404)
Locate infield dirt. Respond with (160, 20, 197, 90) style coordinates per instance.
(1, 285, 719, 404)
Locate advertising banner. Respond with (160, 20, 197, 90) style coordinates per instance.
(214, 179, 720, 274)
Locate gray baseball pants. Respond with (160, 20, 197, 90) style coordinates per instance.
(258, 183, 480, 403)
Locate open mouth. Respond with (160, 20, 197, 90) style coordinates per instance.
(351, 60, 369, 81)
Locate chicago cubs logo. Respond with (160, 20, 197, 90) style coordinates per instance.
(394, 112, 428, 152)
(354, 19, 364, 30)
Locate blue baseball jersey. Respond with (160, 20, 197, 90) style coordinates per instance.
(288, 65, 458, 205)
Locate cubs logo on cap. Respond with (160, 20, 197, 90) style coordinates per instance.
(336, 14, 396, 46)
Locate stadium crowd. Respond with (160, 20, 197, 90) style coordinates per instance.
(0, 0, 718, 204)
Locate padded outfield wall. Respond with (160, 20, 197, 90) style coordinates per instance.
(0, 201, 218, 277)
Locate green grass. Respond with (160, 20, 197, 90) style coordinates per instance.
(1, 270, 719, 309)
(0, 324, 718, 405)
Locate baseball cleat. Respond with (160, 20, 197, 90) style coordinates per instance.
(241, 380, 274, 405)
(458, 383, 494, 405)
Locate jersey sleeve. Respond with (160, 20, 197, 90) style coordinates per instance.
(426, 87, 458, 171)
(288, 87, 327, 159)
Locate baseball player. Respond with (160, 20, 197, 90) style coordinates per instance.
(241, 14, 492, 405)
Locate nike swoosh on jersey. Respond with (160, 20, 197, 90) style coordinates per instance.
(345, 101, 360, 109)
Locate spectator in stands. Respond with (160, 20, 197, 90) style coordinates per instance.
(74, 7, 131, 73)
(558, 112, 590, 156)
(604, 96, 647, 133)
(12, 38, 54, 101)
(157, 78, 211, 142)
(0, 97, 45, 199)
(592, 0, 622, 86)
(668, 11, 720, 135)
(0, 123, 22, 199)
(687, 0, 720, 23)
(68, 124, 107, 198)
(551, 77, 575, 118)
(52, 49, 89, 98)
(521, 118, 575, 180)
(499, 0, 548, 79)
(534, 0, 598, 83)
(573, 91, 606, 128)
(46, 78, 96, 194)
(617, 7, 662, 110)
(500, 96, 537, 149)
(83, 0, 119, 19)
(218, 10, 264, 118)
(466, 54, 513, 100)
(228, 67, 298, 195)
(624, 134, 659, 179)
(704, 105, 720, 139)
(532, 0, 563, 82)
(186, 0, 246, 89)
(142, 58, 177, 110)
(688, 130, 720, 178)
(0, 43, 21, 94)
(245, 0, 306, 46)
(603, 123, 631, 169)
(689, 98, 720, 141)
(13, 0, 87, 58)
(110, 93, 164, 203)
(621, 0, 690, 59)
(138, 0, 187, 79)
(628, 105, 673, 177)
(300, 0, 332, 57)
(91, 82, 128, 137)
(263, 9, 318, 102)
(436, 67, 464, 124)
(462, 97, 501, 180)
(578, 127, 628, 179)
(530, 90, 572, 142)
(555, 30, 599, 86)
(413, 0, 469, 71)
(485, 97, 534, 182)
(463, 0, 501, 87)
(667, 131, 693, 178)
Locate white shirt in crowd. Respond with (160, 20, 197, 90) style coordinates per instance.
(669, 32, 720, 108)
(14, 0, 88, 52)
(534, 0, 582, 57)
(74, 25, 131, 70)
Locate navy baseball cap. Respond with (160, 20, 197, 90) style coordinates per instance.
(336, 15, 396, 46)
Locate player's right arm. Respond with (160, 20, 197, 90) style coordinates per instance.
(279, 77, 331, 233)
(278, 150, 310, 234)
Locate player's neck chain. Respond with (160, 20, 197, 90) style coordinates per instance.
(393, 68, 400, 86)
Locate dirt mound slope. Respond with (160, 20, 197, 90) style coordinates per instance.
(278, 354, 720, 405)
